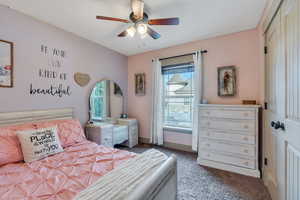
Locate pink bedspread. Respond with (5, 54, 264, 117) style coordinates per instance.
(0, 141, 135, 200)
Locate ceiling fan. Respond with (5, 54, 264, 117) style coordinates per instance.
(96, 0, 180, 39)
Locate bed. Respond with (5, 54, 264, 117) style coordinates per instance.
(0, 108, 177, 200)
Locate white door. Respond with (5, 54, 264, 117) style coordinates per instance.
(265, 0, 300, 200)
(265, 7, 285, 200)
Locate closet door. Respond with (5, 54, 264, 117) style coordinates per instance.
(265, 0, 300, 199)
(265, 8, 285, 200)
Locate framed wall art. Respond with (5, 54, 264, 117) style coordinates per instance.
(135, 73, 146, 96)
(0, 40, 13, 88)
(218, 66, 236, 97)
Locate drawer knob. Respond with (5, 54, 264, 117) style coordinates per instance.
(244, 149, 249, 153)
(244, 137, 249, 141)
(244, 113, 249, 117)
(244, 125, 249, 129)
(206, 143, 210, 147)
(244, 162, 249, 166)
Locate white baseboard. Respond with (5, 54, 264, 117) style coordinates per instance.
(262, 168, 278, 200)
(139, 137, 194, 153)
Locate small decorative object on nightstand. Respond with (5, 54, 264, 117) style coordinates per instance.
(117, 118, 139, 148)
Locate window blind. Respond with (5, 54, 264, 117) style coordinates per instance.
(161, 54, 194, 67)
(161, 64, 194, 75)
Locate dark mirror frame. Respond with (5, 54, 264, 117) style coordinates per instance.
(0, 40, 14, 88)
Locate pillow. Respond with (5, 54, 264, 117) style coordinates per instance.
(0, 123, 36, 166)
(17, 126, 64, 163)
(34, 119, 86, 148)
(0, 119, 85, 166)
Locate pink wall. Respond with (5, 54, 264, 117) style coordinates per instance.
(128, 29, 263, 145)
(0, 6, 128, 124)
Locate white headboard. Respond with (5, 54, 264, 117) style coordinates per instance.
(0, 108, 73, 126)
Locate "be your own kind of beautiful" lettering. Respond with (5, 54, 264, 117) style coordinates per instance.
(30, 44, 71, 98)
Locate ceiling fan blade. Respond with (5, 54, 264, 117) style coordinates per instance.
(147, 27, 161, 39)
(96, 16, 130, 23)
(118, 30, 128, 37)
(148, 18, 179, 25)
(131, 0, 144, 20)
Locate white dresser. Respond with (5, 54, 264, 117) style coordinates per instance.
(197, 104, 261, 178)
(117, 118, 138, 148)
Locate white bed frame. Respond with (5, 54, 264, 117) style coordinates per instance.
(0, 108, 177, 200)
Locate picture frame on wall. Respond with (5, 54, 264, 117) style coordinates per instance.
(0, 40, 13, 88)
(218, 66, 236, 96)
(135, 73, 146, 96)
(114, 82, 123, 96)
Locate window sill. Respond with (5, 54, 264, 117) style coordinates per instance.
(163, 126, 192, 134)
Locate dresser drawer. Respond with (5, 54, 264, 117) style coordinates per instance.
(200, 119, 255, 132)
(200, 109, 255, 120)
(200, 130, 255, 144)
(199, 151, 255, 169)
(199, 139, 255, 157)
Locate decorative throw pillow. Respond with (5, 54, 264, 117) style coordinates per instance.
(34, 119, 86, 148)
(17, 126, 64, 163)
(0, 123, 37, 166)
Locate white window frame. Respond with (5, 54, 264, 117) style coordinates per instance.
(162, 64, 195, 133)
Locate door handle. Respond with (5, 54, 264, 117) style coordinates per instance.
(271, 121, 276, 128)
(271, 121, 285, 131)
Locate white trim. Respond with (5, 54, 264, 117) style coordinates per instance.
(163, 126, 192, 134)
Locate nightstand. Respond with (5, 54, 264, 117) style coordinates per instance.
(117, 118, 138, 148)
(85, 122, 114, 148)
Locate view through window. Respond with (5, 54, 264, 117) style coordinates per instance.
(162, 64, 195, 129)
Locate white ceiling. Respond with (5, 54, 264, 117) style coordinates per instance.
(0, 0, 267, 56)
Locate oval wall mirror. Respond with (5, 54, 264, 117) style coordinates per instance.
(89, 80, 123, 121)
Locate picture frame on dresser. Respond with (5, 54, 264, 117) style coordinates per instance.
(0, 40, 13, 88)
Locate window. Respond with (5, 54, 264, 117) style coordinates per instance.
(162, 64, 195, 129)
(90, 81, 107, 120)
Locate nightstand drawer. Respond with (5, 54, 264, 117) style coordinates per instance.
(102, 137, 113, 147)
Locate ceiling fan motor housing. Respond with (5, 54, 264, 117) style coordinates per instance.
(130, 12, 149, 23)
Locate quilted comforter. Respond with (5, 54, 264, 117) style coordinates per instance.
(0, 141, 135, 200)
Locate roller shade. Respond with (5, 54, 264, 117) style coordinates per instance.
(160, 54, 194, 67)
(161, 64, 194, 75)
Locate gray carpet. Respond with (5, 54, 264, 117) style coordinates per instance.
(119, 145, 272, 200)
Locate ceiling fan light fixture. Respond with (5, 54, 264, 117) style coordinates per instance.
(127, 26, 136, 37)
(137, 23, 148, 35)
